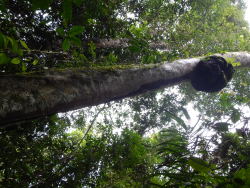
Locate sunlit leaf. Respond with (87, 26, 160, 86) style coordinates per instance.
(32, 59, 39, 65)
(11, 57, 20, 64)
(231, 62, 241, 67)
(20, 40, 29, 50)
(21, 62, 27, 72)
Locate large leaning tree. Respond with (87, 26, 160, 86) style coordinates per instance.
(0, 0, 250, 127)
(1, 52, 250, 127)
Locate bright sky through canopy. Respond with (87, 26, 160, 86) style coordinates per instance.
(245, 0, 250, 25)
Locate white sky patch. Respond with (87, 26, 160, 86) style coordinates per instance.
(245, 0, 250, 25)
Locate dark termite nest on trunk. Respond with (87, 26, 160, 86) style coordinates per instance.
(191, 56, 235, 92)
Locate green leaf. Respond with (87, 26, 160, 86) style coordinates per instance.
(231, 109, 241, 123)
(70, 36, 81, 46)
(7, 37, 23, 55)
(62, 38, 71, 51)
(219, 93, 232, 108)
(231, 62, 241, 67)
(88, 42, 96, 59)
(0, 33, 5, 48)
(11, 57, 20, 64)
(20, 40, 29, 50)
(188, 157, 211, 173)
(0, 0, 6, 11)
(73, 0, 82, 6)
(69, 26, 84, 36)
(32, 59, 39, 65)
(212, 122, 230, 132)
(3, 34, 9, 48)
(8, 37, 19, 53)
(62, 0, 72, 23)
(16, 49, 23, 56)
(21, 62, 27, 72)
(0, 53, 10, 64)
(56, 28, 65, 37)
(182, 108, 190, 120)
(106, 53, 118, 64)
(166, 111, 187, 130)
(31, 0, 52, 9)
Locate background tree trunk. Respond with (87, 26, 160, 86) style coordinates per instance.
(90, 38, 169, 50)
(0, 52, 249, 127)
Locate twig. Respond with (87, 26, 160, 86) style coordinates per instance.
(78, 105, 107, 145)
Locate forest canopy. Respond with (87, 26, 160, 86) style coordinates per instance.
(0, 0, 250, 187)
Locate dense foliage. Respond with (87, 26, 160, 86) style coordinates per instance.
(0, 0, 250, 187)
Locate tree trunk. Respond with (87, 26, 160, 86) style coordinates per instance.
(85, 38, 169, 49)
(0, 52, 249, 127)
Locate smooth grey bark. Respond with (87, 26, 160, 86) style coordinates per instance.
(217, 51, 250, 67)
(0, 52, 249, 127)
